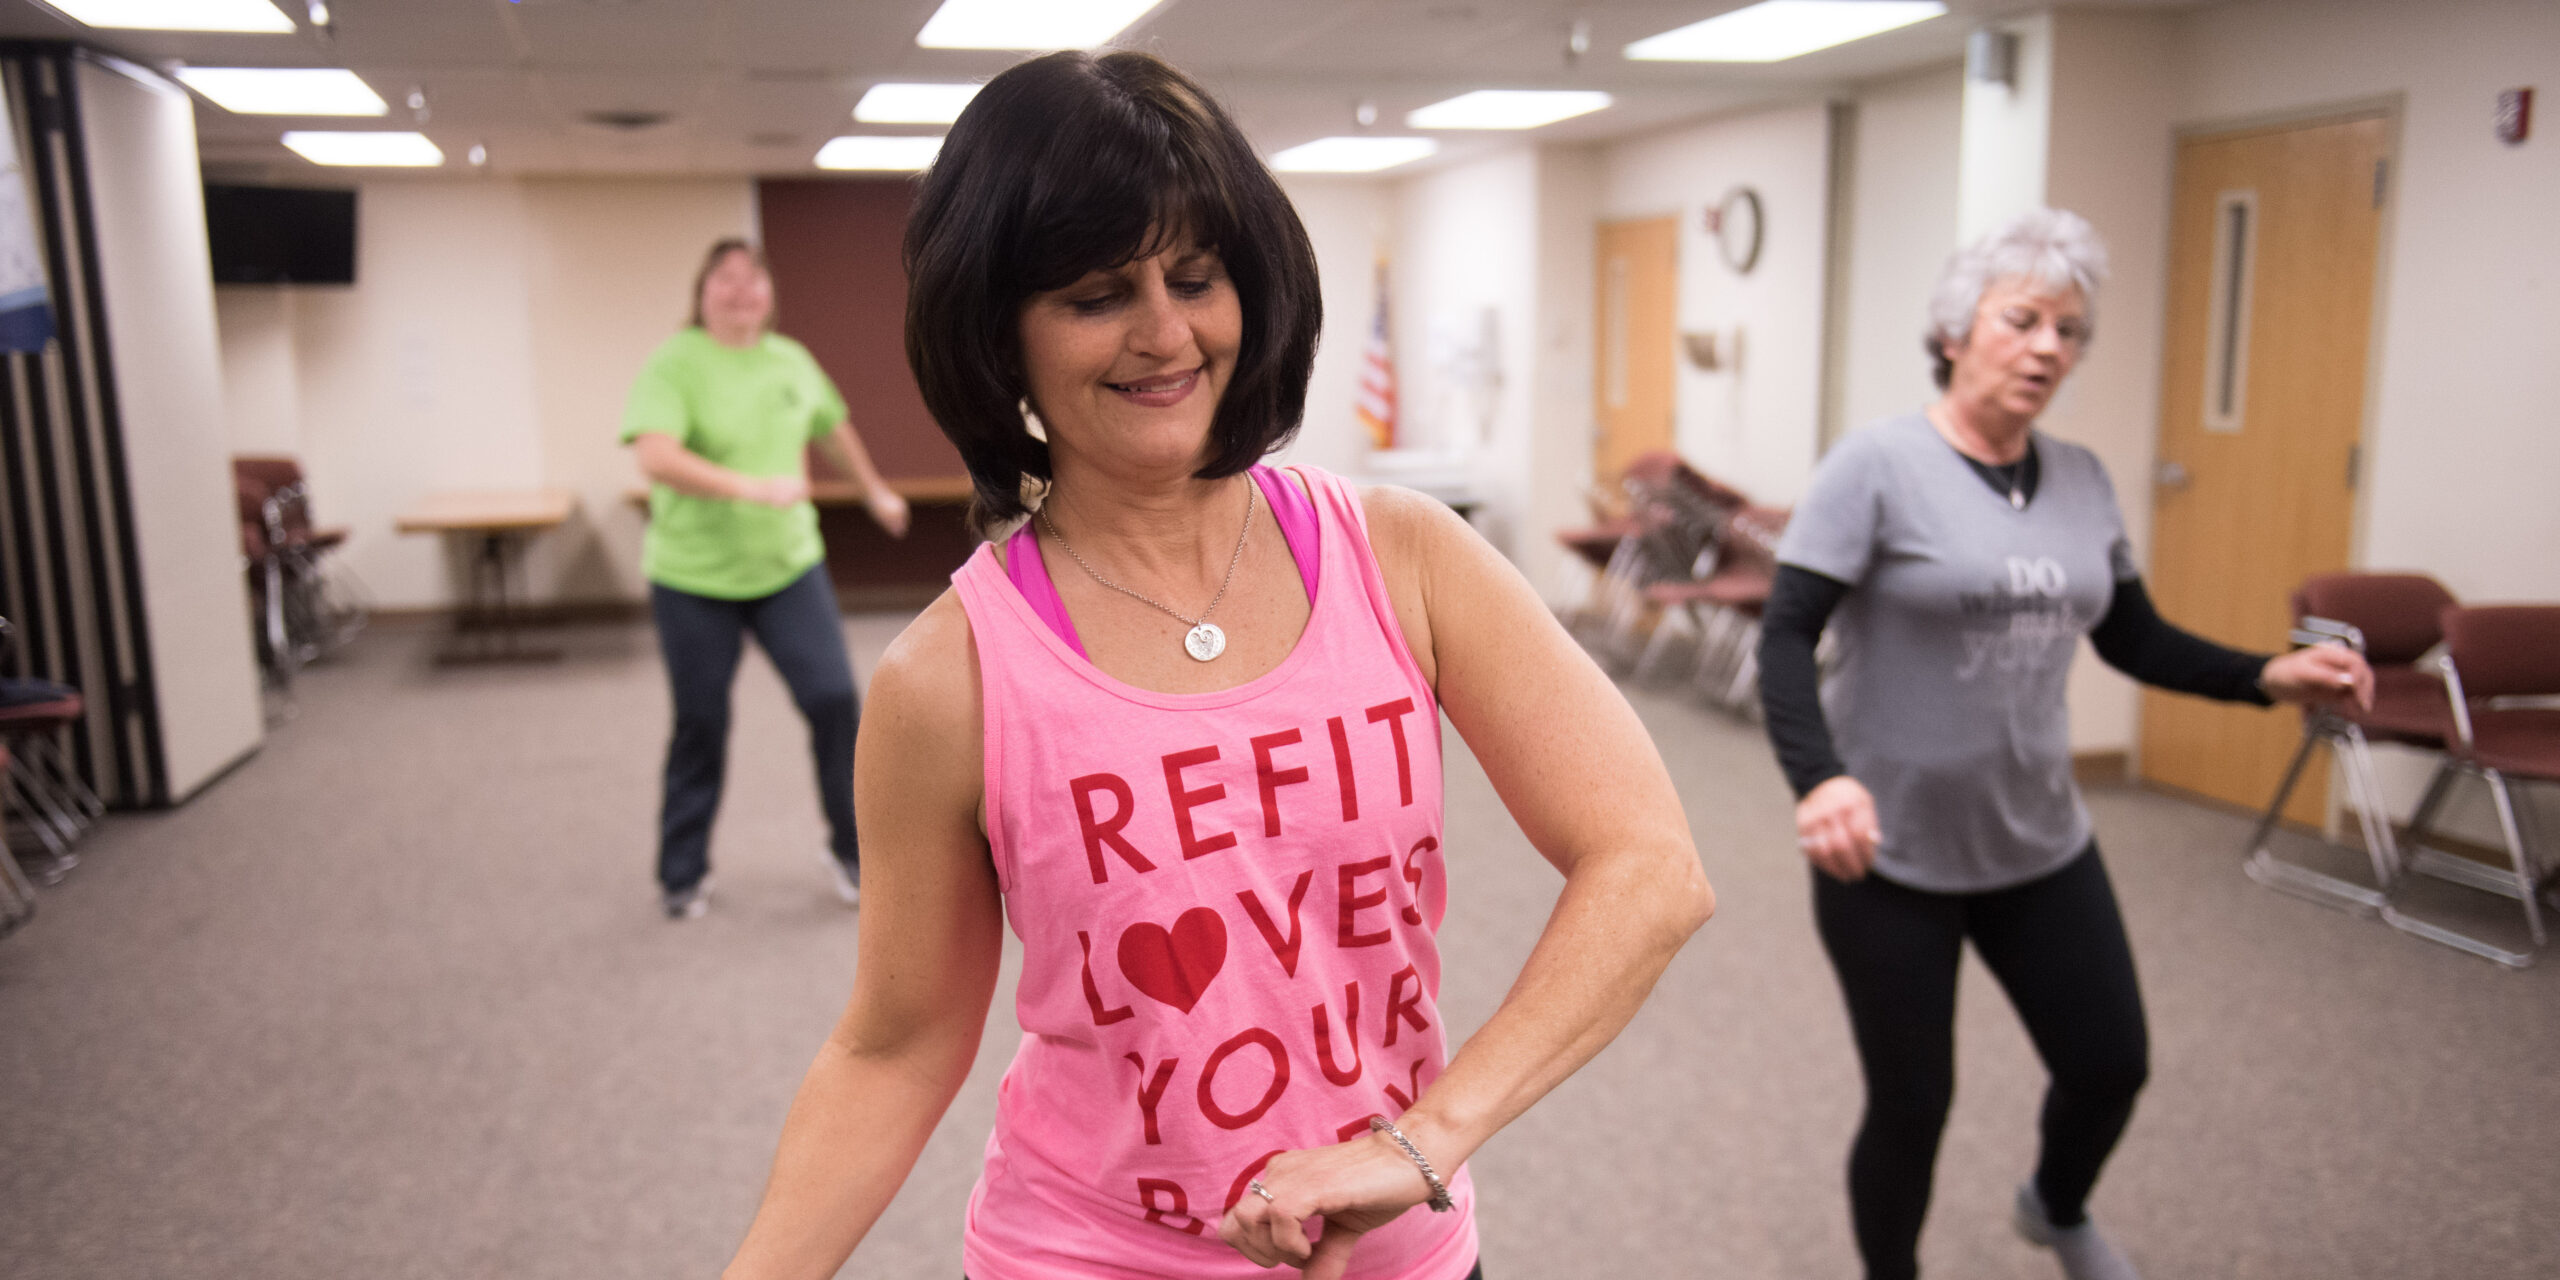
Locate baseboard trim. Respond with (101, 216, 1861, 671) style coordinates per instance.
(2073, 750, 2130, 785)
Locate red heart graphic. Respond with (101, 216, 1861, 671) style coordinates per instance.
(1116, 907, 1228, 1014)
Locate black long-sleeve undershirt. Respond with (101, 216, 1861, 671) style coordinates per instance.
(1756, 565, 2273, 800)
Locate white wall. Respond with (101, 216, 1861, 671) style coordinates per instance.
(76, 59, 262, 801)
(1833, 63, 1964, 441)
(1272, 175, 1393, 482)
(1957, 11, 2053, 242)
(2043, 8, 2182, 754)
(1598, 103, 1835, 510)
(215, 177, 755, 609)
(1387, 147, 1542, 556)
(1527, 143, 1603, 605)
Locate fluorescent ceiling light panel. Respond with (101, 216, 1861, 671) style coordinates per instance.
(1269, 137, 1437, 174)
(281, 131, 443, 167)
(1407, 90, 1613, 131)
(35, 0, 294, 32)
(853, 83, 982, 125)
(815, 135, 945, 171)
(176, 68, 387, 116)
(915, 0, 1163, 50)
(1625, 0, 1945, 63)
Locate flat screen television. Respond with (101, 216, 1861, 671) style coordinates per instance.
(203, 184, 357, 285)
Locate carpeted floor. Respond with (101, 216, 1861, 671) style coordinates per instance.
(3, 612, 2554, 1279)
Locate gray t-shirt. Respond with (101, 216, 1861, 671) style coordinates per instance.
(1776, 413, 2138, 892)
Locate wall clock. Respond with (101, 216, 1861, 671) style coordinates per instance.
(1707, 185, 1763, 275)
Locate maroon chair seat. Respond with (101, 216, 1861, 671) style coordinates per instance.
(2355, 664, 2453, 746)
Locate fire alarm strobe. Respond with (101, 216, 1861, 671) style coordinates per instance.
(2496, 88, 2532, 145)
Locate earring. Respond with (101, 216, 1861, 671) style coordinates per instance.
(1019, 398, 1049, 444)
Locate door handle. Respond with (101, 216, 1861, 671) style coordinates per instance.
(2155, 460, 2191, 491)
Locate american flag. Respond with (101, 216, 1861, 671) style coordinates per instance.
(1355, 260, 1397, 450)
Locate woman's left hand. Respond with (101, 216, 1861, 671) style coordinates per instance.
(1217, 1127, 1438, 1279)
(866, 489, 911, 538)
(2258, 643, 2373, 712)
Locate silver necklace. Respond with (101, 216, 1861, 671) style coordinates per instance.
(1037, 479, 1256, 662)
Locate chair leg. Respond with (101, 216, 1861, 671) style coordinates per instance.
(2487, 772, 2547, 947)
(4, 757, 78, 881)
(2380, 762, 2541, 968)
(1720, 621, 1762, 716)
(2242, 724, 2392, 914)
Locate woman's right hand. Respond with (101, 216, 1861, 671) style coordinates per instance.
(1795, 775, 1881, 881)
(735, 474, 811, 509)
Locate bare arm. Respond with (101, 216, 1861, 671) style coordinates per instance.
(1223, 487, 1714, 1276)
(816, 420, 911, 537)
(629, 431, 807, 509)
(723, 593, 1003, 1279)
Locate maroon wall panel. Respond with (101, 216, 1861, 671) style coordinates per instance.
(755, 178, 965, 482)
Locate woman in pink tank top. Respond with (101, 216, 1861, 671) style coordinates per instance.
(722, 51, 1715, 1280)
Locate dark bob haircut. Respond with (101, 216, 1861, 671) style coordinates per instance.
(904, 50, 1322, 527)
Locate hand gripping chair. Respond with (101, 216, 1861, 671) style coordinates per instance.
(2381, 605, 2560, 968)
(2244, 573, 2457, 914)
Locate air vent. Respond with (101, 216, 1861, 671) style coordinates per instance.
(582, 109, 670, 131)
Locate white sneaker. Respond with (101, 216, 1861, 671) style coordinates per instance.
(822, 849, 860, 908)
(662, 875, 712, 920)
(2014, 1183, 2140, 1280)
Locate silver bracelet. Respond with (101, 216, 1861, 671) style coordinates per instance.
(1368, 1115, 1454, 1212)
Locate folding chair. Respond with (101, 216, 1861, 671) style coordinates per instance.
(2381, 605, 2560, 968)
(0, 618, 99, 883)
(1642, 504, 1788, 715)
(1595, 454, 1735, 671)
(2244, 573, 2457, 914)
(235, 455, 366, 690)
(0, 743, 34, 938)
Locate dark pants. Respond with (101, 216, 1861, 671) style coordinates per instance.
(650, 566, 858, 894)
(1813, 844, 2149, 1280)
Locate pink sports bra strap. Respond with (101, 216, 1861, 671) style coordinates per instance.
(1002, 465, 1320, 659)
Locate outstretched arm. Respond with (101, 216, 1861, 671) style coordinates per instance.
(2089, 575, 2370, 712)
(1220, 488, 1714, 1278)
(816, 420, 911, 536)
(723, 594, 1002, 1279)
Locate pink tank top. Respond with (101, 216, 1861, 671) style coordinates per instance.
(949, 466, 1478, 1280)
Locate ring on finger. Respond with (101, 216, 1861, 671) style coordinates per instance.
(1248, 1178, 1276, 1204)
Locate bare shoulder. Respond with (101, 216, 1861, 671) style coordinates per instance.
(864, 589, 983, 787)
(1355, 482, 1476, 571)
(1355, 484, 1518, 689)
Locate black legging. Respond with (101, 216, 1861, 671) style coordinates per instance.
(1813, 844, 2149, 1280)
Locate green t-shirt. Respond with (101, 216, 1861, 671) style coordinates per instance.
(620, 328, 848, 599)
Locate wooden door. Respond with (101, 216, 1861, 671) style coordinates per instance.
(1593, 217, 1677, 483)
(2139, 115, 2387, 818)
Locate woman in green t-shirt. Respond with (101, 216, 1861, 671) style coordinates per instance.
(621, 238, 910, 919)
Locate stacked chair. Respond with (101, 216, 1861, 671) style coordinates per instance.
(234, 454, 366, 690)
(0, 744, 34, 937)
(1640, 503, 1790, 714)
(0, 615, 100, 887)
(2248, 574, 2560, 968)
(2382, 605, 2560, 968)
(1562, 452, 1741, 669)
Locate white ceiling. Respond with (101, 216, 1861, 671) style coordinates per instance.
(0, 0, 2210, 181)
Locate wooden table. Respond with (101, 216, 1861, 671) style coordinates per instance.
(395, 488, 579, 664)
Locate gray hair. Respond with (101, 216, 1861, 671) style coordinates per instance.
(1924, 207, 2109, 388)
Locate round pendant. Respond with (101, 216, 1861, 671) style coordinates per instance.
(1184, 622, 1227, 662)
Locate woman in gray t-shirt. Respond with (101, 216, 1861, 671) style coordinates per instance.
(1757, 210, 2371, 1280)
